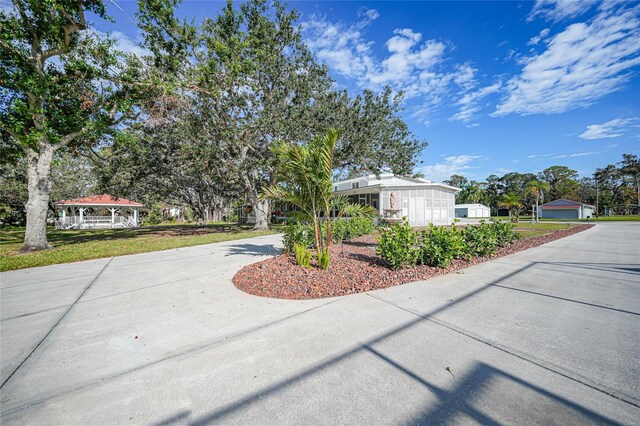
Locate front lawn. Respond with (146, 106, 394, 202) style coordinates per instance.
(518, 215, 640, 222)
(1, 224, 280, 271)
(513, 222, 575, 238)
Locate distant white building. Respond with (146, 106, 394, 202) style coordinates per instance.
(455, 203, 491, 218)
(538, 199, 595, 219)
(333, 174, 459, 226)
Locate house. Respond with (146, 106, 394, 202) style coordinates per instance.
(455, 203, 491, 218)
(333, 174, 460, 226)
(538, 199, 595, 219)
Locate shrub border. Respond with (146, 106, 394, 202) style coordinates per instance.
(233, 224, 595, 300)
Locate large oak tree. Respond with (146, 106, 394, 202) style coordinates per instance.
(1, 0, 152, 250)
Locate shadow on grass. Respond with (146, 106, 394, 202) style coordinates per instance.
(1, 224, 256, 248)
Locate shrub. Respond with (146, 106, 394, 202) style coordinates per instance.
(490, 219, 519, 247)
(462, 221, 498, 257)
(419, 223, 467, 268)
(317, 248, 330, 269)
(375, 219, 419, 269)
(283, 222, 315, 253)
(144, 206, 163, 225)
(332, 217, 376, 244)
(293, 243, 312, 268)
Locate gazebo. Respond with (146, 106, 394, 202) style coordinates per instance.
(54, 194, 143, 229)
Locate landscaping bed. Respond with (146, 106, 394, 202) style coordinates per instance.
(233, 224, 594, 300)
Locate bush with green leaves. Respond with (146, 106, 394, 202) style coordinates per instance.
(317, 248, 330, 269)
(331, 217, 376, 244)
(375, 219, 419, 269)
(489, 218, 519, 247)
(282, 222, 315, 254)
(419, 223, 467, 268)
(144, 206, 163, 225)
(462, 221, 498, 257)
(293, 243, 312, 268)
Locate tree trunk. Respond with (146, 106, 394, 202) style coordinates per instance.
(21, 146, 55, 252)
(252, 198, 269, 230)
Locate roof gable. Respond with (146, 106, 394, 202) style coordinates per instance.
(542, 199, 582, 207)
(55, 194, 143, 207)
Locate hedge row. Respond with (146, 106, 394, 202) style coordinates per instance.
(376, 219, 519, 270)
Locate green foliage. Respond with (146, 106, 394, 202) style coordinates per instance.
(264, 128, 340, 254)
(282, 222, 315, 254)
(419, 223, 467, 268)
(331, 217, 376, 244)
(461, 221, 498, 257)
(293, 243, 312, 268)
(284, 217, 375, 254)
(144, 206, 163, 225)
(375, 219, 520, 270)
(375, 219, 419, 270)
(489, 219, 519, 247)
(317, 248, 330, 269)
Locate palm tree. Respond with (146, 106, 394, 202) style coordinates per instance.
(499, 193, 522, 221)
(525, 179, 550, 223)
(262, 129, 373, 268)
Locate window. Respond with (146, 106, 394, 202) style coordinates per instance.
(351, 182, 360, 189)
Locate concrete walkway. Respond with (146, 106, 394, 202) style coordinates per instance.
(1, 223, 639, 424)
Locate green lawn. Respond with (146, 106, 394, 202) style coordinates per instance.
(518, 215, 639, 222)
(1, 223, 280, 272)
(512, 221, 576, 238)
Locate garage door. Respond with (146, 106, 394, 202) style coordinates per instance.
(542, 209, 579, 219)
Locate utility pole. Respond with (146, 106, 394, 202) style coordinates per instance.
(595, 176, 599, 217)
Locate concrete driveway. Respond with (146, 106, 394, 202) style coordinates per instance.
(1, 223, 639, 424)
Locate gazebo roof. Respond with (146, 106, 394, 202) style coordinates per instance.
(54, 194, 143, 207)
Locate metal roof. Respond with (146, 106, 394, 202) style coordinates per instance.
(54, 194, 143, 207)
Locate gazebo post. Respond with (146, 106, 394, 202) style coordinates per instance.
(79, 208, 85, 226)
(110, 208, 116, 228)
(134, 208, 138, 226)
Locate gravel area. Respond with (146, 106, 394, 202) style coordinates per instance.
(233, 224, 594, 300)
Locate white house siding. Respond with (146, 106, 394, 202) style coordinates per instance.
(455, 204, 491, 218)
(381, 187, 455, 226)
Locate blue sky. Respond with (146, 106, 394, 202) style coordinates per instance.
(89, 0, 640, 182)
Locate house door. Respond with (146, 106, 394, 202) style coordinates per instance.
(402, 198, 409, 221)
(415, 197, 425, 226)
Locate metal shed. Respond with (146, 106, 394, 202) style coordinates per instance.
(455, 203, 491, 218)
(537, 199, 595, 219)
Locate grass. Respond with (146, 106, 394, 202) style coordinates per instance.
(1, 223, 281, 272)
(515, 215, 640, 222)
(512, 221, 576, 238)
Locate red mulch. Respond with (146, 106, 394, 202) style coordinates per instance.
(232, 224, 595, 300)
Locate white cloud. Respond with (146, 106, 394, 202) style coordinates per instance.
(418, 154, 484, 182)
(0, 0, 15, 15)
(302, 11, 476, 125)
(552, 151, 603, 159)
(579, 117, 640, 139)
(494, 4, 640, 117)
(527, 28, 550, 45)
(528, 0, 597, 22)
(449, 82, 502, 124)
(109, 31, 150, 58)
(494, 168, 513, 174)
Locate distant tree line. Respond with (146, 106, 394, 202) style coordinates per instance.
(445, 153, 640, 217)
